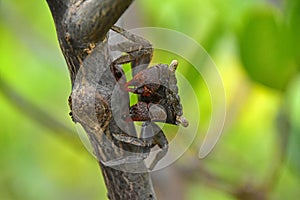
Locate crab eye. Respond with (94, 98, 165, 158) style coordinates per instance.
(169, 60, 178, 72)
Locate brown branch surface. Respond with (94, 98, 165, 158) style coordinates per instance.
(46, 0, 156, 199)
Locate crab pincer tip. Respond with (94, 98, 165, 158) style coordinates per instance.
(169, 60, 178, 72)
(176, 116, 189, 127)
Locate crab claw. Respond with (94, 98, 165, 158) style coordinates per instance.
(176, 115, 189, 127)
(149, 104, 167, 122)
(129, 102, 151, 121)
(169, 60, 178, 72)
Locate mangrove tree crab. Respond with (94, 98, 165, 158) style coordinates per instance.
(109, 26, 188, 169)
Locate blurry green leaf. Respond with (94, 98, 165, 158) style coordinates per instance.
(238, 7, 297, 90)
(286, 76, 300, 178)
(287, 0, 300, 68)
(288, 126, 300, 178)
(187, 182, 234, 200)
(201, 19, 225, 53)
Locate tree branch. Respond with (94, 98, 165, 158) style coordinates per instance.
(46, 0, 157, 199)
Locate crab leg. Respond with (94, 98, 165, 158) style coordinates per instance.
(141, 122, 168, 170)
(110, 25, 153, 76)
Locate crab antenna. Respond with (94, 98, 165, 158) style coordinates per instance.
(169, 60, 178, 72)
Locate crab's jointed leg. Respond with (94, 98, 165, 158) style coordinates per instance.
(110, 25, 153, 77)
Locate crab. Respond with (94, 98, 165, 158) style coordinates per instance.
(107, 26, 189, 169)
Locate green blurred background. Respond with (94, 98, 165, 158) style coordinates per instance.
(0, 0, 299, 199)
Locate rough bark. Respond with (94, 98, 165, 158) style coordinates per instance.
(46, 0, 156, 199)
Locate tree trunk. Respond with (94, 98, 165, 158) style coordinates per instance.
(46, 0, 156, 199)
